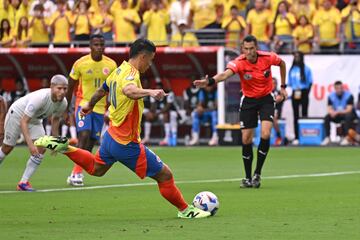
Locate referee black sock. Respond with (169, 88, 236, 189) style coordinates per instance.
(242, 144, 253, 179)
(255, 138, 270, 175)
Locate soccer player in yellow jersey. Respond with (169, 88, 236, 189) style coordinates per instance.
(35, 38, 211, 219)
(65, 34, 117, 186)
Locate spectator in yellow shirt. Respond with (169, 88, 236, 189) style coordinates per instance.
(0, 18, 15, 47)
(341, 0, 360, 52)
(290, 0, 316, 21)
(313, 0, 341, 53)
(91, 0, 114, 42)
(50, 0, 72, 47)
(188, 0, 223, 30)
(268, 0, 293, 17)
(292, 15, 314, 53)
(270, 1, 296, 53)
(0, 0, 8, 23)
(16, 16, 31, 47)
(72, 0, 92, 44)
(6, 0, 29, 31)
(170, 19, 199, 47)
(109, 0, 141, 45)
(188, 0, 223, 45)
(29, 4, 50, 46)
(143, 0, 170, 46)
(245, 0, 272, 51)
(221, 5, 246, 49)
(223, 0, 242, 18)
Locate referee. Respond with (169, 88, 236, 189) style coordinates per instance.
(194, 35, 287, 188)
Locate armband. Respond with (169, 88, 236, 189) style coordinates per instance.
(208, 77, 216, 86)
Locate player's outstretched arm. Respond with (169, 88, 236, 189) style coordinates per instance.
(123, 83, 167, 100)
(193, 69, 234, 88)
(81, 87, 107, 116)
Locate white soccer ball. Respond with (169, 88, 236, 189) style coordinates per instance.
(192, 191, 219, 216)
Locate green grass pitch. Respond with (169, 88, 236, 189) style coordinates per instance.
(0, 146, 359, 240)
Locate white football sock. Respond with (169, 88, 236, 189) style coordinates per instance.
(20, 154, 44, 183)
(70, 126, 77, 139)
(0, 148, 6, 165)
(61, 124, 69, 137)
(170, 112, 178, 135)
(144, 122, 151, 139)
(164, 123, 170, 140)
(45, 125, 52, 135)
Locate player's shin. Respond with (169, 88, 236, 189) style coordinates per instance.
(255, 138, 270, 175)
(157, 177, 188, 211)
(242, 144, 253, 179)
(64, 146, 95, 175)
(20, 154, 44, 183)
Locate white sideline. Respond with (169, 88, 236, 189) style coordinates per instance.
(0, 170, 359, 194)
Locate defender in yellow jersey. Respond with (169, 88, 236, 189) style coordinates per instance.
(65, 34, 117, 187)
(36, 39, 211, 219)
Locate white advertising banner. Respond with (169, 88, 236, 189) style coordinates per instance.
(271, 55, 360, 138)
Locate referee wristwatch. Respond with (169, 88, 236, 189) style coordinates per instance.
(280, 84, 287, 89)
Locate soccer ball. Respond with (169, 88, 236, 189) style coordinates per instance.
(192, 191, 219, 216)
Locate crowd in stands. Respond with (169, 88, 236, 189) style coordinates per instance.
(0, 0, 360, 53)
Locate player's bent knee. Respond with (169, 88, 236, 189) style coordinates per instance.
(153, 164, 173, 182)
(261, 132, 271, 139)
(1, 144, 14, 155)
(92, 171, 105, 177)
(92, 163, 111, 177)
(242, 134, 253, 145)
(37, 147, 46, 154)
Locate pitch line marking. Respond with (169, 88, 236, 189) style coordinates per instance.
(0, 170, 359, 194)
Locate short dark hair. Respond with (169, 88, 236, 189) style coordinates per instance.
(230, 5, 238, 11)
(334, 80, 342, 86)
(90, 34, 104, 41)
(243, 35, 258, 46)
(129, 38, 156, 59)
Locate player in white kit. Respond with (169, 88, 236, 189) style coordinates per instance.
(0, 75, 68, 191)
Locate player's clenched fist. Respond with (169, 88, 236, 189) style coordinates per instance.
(80, 102, 93, 116)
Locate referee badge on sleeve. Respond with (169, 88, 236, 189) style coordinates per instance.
(263, 70, 271, 78)
(244, 73, 252, 80)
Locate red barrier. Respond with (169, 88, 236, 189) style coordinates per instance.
(0, 47, 218, 89)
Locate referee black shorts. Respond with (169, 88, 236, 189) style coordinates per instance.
(239, 93, 275, 129)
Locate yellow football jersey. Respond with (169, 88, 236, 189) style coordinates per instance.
(104, 61, 144, 144)
(70, 54, 117, 114)
(312, 7, 341, 46)
(246, 9, 272, 42)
